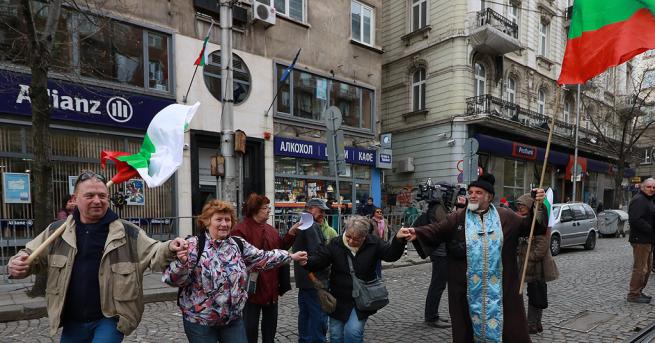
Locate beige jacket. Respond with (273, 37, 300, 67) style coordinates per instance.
(11, 216, 175, 336)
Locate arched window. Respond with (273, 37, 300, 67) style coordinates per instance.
(538, 88, 546, 115)
(506, 77, 516, 103)
(412, 68, 426, 111)
(474, 63, 486, 97)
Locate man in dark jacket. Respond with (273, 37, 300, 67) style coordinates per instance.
(293, 199, 337, 343)
(627, 178, 655, 303)
(413, 201, 451, 329)
(358, 197, 375, 217)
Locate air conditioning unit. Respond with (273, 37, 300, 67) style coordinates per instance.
(252, 2, 276, 27)
(395, 157, 415, 173)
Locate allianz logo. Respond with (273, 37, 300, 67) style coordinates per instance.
(16, 84, 133, 123)
(517, 146, 534, 156)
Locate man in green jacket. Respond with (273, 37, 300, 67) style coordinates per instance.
(8, 171, 187, 342)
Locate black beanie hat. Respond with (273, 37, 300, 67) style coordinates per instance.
(468, 173, 495, 195)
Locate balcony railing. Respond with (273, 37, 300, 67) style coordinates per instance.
(469, 8, 521, 55)
(466, 94, 581, 139)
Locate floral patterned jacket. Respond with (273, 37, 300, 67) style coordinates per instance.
(163, 232, 291, 326)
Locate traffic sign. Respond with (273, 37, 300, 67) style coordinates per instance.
(464, 138, 479, 157)
(324, 106, 343, 132)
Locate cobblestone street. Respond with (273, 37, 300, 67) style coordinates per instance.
(1, 236, 654, 342)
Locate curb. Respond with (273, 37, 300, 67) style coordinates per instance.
(0, 258, 430, 322)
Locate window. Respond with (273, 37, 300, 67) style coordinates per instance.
(642, 148, 652, 165)
(257, 0, 305, 22)
(503, 159, 526, 200)
(0, 4, 171, 92)
(203, 51, 252, 104)
(538, 89, 546, 115)
(411, 0, 428, 31)
(481, 0, 486, 10)
(275, 64, 374, 130)
(352, 1, 375, 45)
(412, 68, 426, 111)
(564, 100, 572, 123)
(507, 3, 519, 38)
(539, 21, 549, 56)
(474, 63, 486, 96)
(506, 77, 516, 103)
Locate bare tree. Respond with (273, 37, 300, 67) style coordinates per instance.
(582, 70, 655, 209)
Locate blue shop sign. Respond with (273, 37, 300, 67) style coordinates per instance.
(0, 69, 175, 130)
(274, 136, 376, 166)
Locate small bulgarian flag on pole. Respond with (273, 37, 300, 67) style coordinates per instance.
(103, 102, 200, 188)
(194, 21, 214, 66)
(558, 0, 655, 85)
(544, 188, 556, 227)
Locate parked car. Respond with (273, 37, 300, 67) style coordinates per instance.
(597, 209, 630, 238)
(550, 202, 598, 256)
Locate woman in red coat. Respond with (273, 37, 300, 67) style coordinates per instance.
(232, 193, 300, 343)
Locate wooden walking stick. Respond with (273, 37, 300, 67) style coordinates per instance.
(26, 180, 114, 265)
(518, 97, 560, 295)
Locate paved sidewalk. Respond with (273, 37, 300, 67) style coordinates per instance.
(0, 249, 427, 322)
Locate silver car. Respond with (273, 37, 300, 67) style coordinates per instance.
(550, 202, 598, 256)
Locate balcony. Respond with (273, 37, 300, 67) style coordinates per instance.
(466, 94, 575, 138)
(469, 8, 522, 55)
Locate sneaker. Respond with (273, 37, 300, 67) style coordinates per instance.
(438, 317, 450, 323)
(642, 293, 653, 300)
(528, 324, 539, 335)
(425, 320, 451, 328)
(537, 323, 543, 333)
(627, 295, 651, 303)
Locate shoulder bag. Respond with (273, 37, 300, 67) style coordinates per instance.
(346, 254, 389, 312)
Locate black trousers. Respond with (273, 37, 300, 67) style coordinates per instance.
(242, 301, 279, 343)
(425, 256, 448, 321)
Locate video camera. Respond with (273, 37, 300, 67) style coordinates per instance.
(416, 178, 459, 209)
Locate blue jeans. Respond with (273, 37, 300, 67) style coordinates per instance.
(183, 318, 248, 343)
(297, 288, 327, 343)
(183, 318, 247, 343)
(329, 309, 367, 343)
(60, 317, 123, 343)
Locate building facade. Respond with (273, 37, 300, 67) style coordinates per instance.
(0, 0, 383, 236)
(381, 0, 634, 211)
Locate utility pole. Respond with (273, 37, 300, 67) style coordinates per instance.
(219, 0, 237, 204)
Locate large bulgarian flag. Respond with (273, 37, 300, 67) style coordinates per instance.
(102, 102, 200, 187)
(558, 0, 655, 85)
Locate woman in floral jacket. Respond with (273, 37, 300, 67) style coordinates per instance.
(163, 200, 307, 342)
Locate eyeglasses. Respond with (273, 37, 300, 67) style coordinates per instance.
(375, 210, 382, 214)
(74, 171, 107, 189)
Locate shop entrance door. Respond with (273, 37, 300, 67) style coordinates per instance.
(603, 189, 614, 208)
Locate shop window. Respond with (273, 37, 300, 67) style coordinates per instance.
(203, 51, 251, 104)
(352, 1, 374, 45)
(502, 159, 526, 201)
(275, 64, 374, 131)
(353, 165, 371, 179)
(355, 182, 370, 207)
(298, 160, 329, 176)
(274, 156, 297, 174)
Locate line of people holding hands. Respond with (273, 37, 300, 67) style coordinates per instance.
(8, 170, 551, 342)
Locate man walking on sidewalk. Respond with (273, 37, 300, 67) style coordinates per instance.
(7, 171, 187, 341)
(627, 178, 655, 303)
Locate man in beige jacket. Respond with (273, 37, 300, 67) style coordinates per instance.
(8, 171, 187, 342)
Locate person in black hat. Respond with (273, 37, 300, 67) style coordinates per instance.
(403, 173, 547, 343)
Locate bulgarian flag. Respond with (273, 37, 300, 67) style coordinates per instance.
(558, 0, 655, 85)
(194, 21, 214, 66)
(544, 188, 556, 228)
(103, 102, 200, 188)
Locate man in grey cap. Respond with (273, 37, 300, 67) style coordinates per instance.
(293, 198, 338, 343)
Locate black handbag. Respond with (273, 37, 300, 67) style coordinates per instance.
(347, 255, 389, 312)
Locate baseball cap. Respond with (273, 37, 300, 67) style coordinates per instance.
(306, 198, 329, 210)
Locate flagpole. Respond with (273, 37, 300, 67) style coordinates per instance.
(264, 48, 302, 117)
(183, 20, 214, 104)
(572, 84, 581, 201)
(519, 94, 559, 294)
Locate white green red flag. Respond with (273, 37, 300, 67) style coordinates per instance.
(194, 22, 214, 66)
(102, 102, 200, 187)
(544, 188, 556, 227)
